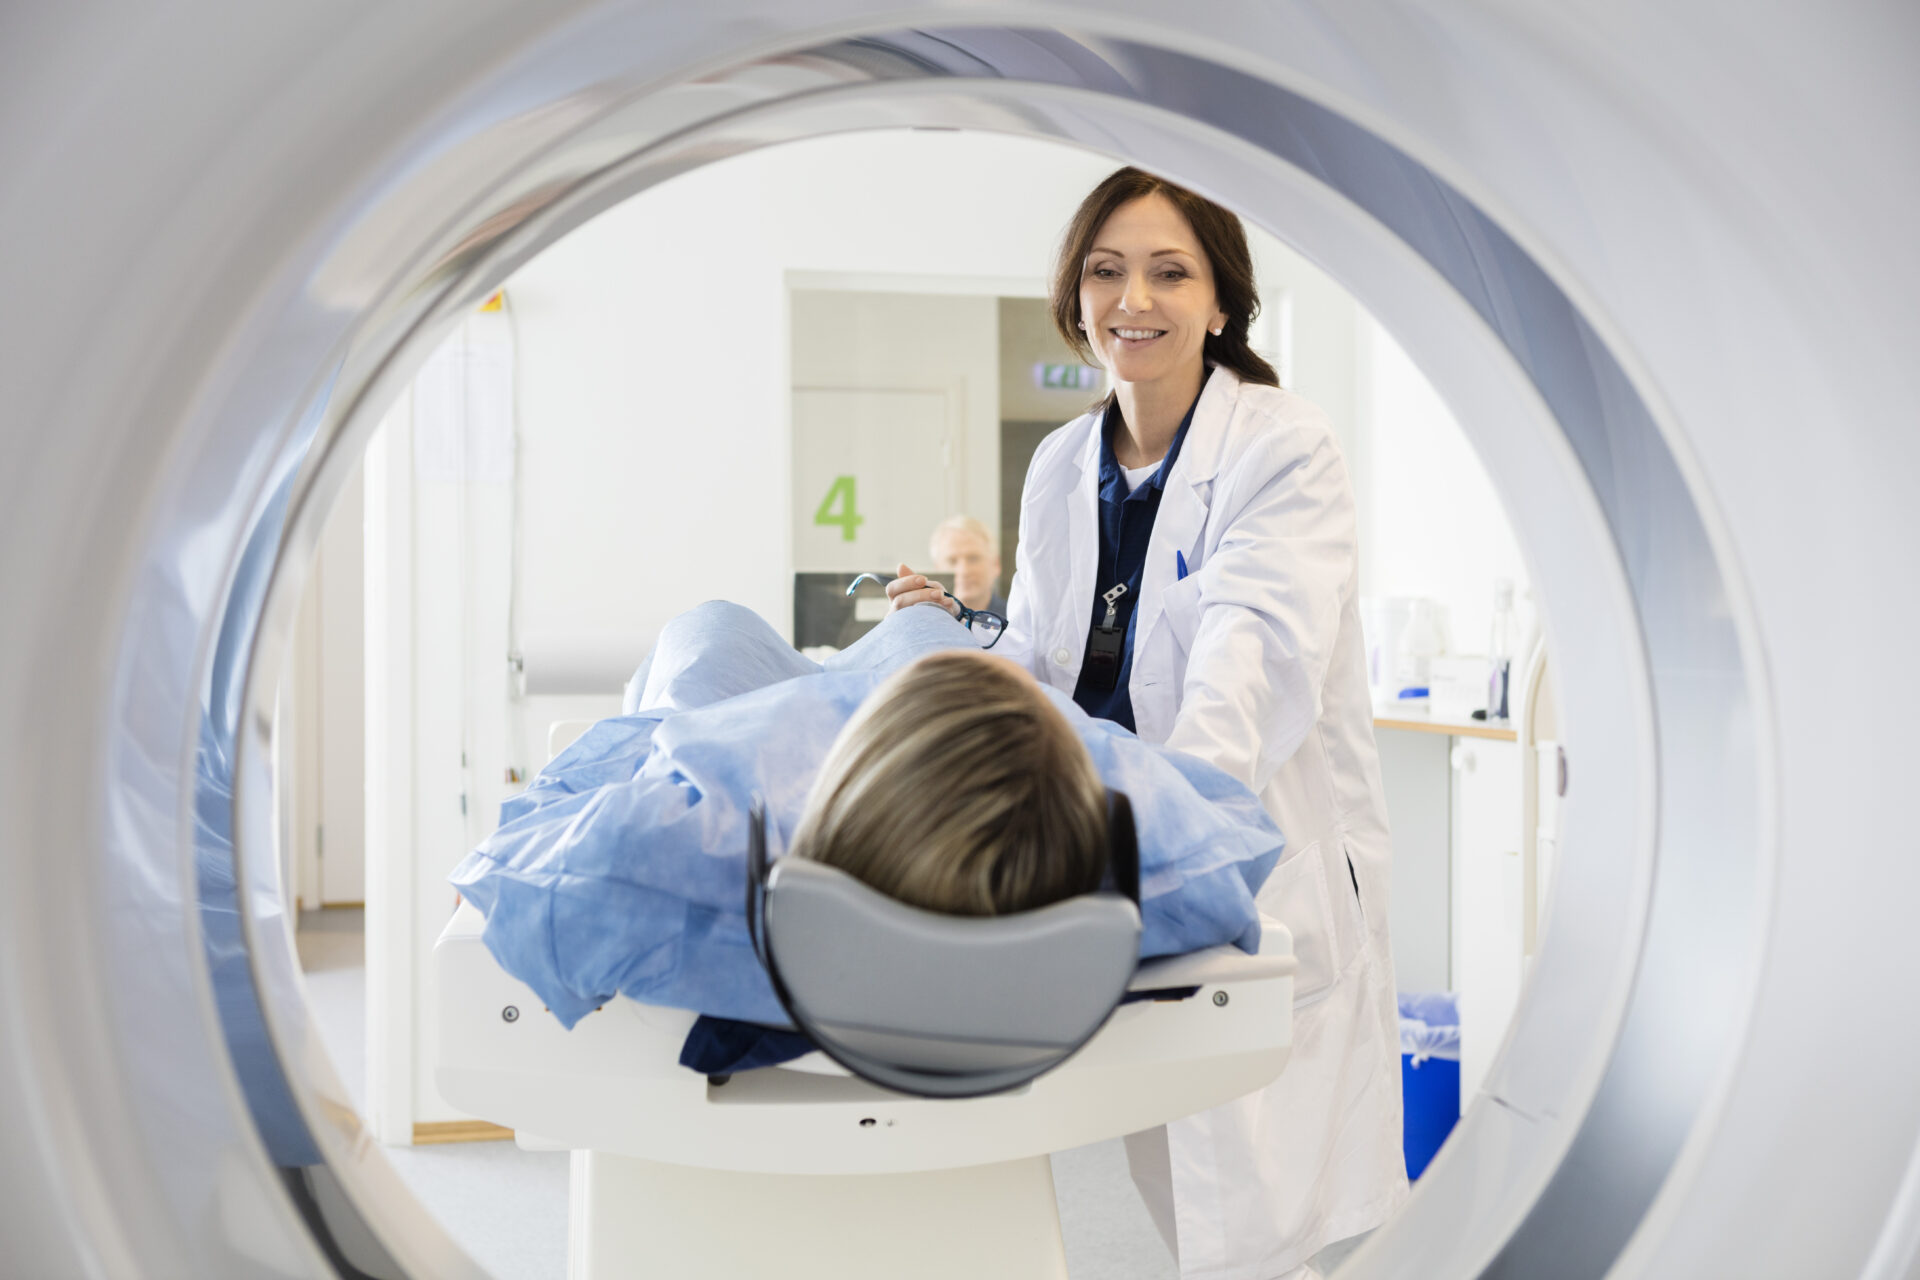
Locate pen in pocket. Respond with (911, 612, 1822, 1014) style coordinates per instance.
(1176, 550, 1189, 581)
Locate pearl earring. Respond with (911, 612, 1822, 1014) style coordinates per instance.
(1077, 320, 1086, 330)
(1210, 326, 1224, 336)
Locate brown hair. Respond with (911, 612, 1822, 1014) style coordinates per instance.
(1050, 167, 1280, 391)
(790, 650, 1109, 916)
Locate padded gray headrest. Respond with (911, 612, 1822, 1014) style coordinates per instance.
(748, 795, 1142, 1098)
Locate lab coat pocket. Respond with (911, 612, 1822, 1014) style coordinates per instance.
(1161, 572, 1205, 656)
(1254, 842, 1347, 1008)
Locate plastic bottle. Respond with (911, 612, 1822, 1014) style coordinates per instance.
(1486, 578, 1517, 721)
(1401, 599, 1443, 700)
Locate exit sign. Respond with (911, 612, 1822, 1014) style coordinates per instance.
(1033, 363, 1102, 390)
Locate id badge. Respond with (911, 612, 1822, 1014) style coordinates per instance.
(1083, 623, 1125, 692)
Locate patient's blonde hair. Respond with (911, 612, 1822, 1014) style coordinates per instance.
(790, 650, 1109, 916)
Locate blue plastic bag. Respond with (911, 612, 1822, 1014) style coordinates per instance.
(1398, 989, 1461, 1179)
(1398, 989, 1461, 1065)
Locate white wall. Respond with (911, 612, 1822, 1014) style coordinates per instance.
(505, 132, 1068, 683)
(281, 462, 367, 910)
(363, 394, 416, 1144)
(502, 129, 1358, 687)
(1356, 317, 1533, 658)
(287, 547, 323, 909)
(316, 463, 367, 903)
(1263, 244, 1358, 465)
(365, 315, 527, 1135)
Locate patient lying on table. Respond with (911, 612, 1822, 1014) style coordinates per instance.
(450, 601, 1284, 1048)
(789, 643, 1110, 919)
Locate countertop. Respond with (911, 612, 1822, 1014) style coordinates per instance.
(1372, 703, 1517, 742)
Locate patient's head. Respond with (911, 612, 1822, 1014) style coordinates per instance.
(790, 650, 1109, 916)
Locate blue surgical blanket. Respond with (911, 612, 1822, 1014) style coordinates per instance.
(450, 601, 1285, 1029)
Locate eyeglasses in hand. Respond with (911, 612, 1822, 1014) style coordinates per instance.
(846, 573, 1007, 650)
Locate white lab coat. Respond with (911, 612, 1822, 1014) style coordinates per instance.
(1002, 365, 1407, 1279)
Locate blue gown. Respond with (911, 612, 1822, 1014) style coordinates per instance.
(450, 601, 1285, 1030)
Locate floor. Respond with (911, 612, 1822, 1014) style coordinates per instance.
(295, 908, 1178, 1280)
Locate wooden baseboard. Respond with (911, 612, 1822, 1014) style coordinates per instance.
(412, 1120, 514, 1145)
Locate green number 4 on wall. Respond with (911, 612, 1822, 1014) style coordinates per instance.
(813, 474, 865, 542)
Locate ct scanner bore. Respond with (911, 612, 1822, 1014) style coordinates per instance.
(1, 4, 1915, 1278)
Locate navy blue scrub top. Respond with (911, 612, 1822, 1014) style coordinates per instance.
(1071, 392, 1200, 731)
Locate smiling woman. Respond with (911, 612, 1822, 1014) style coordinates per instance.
(1051, 167, 1278, 463)
(1003, 166, 1404, 1277)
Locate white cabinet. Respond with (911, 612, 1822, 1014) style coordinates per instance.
(1377, 729, 1452, 993)
(1448, 737, 1523, 1102)
(1374, 654, 1558, 1106)
(1377, 712, 1541, 1102)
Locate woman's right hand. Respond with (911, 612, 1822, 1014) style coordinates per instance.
(886, 563, 960, 616)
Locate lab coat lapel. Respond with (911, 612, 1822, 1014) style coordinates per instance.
(1063, 416, 1104, 674)
(1131, 368, 1237, 737)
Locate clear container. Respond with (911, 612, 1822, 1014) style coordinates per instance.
(1486, 578, 1517, 720)
(1361, 596, 1445, 701)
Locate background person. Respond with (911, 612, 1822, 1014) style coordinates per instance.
(926, 514, 1008, 617)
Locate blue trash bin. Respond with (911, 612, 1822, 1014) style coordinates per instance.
(1398, 991, 1460, 1180)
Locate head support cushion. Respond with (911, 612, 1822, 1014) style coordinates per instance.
(747, 792, 1142, 1097)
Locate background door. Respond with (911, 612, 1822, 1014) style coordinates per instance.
(792, 386, 957, 574)
(287, 461, 368, 908)
(789, 287, 999, 648)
